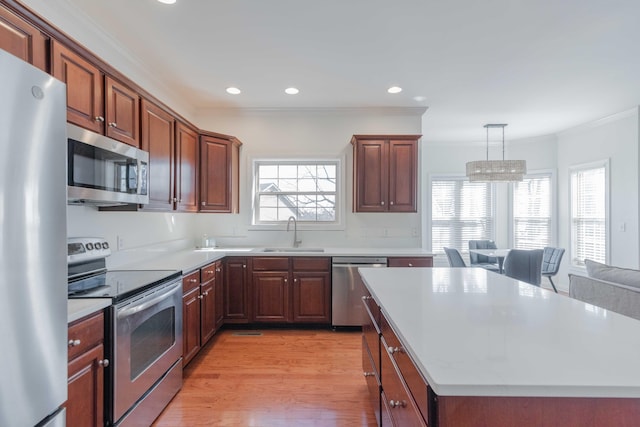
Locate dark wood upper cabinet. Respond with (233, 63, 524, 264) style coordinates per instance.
(141, 99, 175, 211)
(351, 135, 420, 213)
(200, 134, 241, 213)
(176, 123, 199, 212)
(0, 5, 48, 71)
(105, 76, 139, 147)
(51, 39, 104, 134)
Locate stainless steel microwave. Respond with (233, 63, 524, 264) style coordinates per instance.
(67, 123, 149, 206)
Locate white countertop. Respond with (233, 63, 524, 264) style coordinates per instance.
(360, 267, 640, 398)
(68, 298, 111, 323)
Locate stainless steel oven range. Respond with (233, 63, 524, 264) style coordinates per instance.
(67, 237, 183, 426)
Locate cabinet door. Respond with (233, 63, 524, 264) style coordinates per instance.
(51, 40, 104, 133)
(66, 344, 104, 427)
(182, 286, 201, 366)
(224, 257, 249, 322)
(176, 123, 199, 212)
(105, 76, 139, 147)
(292, 271, 331, 323)
(200, 280, 216, 345)
(253, 272, 290, 322)
(200, 135, 240, 213)
(141, 99, 175, 210)
(354, 139, 388, 212)
(0, 5, 47, 71)
(214, 261, 225, 330)
(388, 139, 417, 212)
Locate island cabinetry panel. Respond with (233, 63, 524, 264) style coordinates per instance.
(251, 256, 331, 323)
(65, 310, 106, 427)
(351, 135, 420, 212)
(362, 288, 382, 425)
(224, 257, 249, 323)
(387, 256, 433, 268)
(0, 4, 48, 71)
(200, 133, 241, 213)
(52, 40, 140, 146)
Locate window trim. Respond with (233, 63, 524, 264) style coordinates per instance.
(507, 169, 557, 249)
(568, 159, 610, 270)
(250, 157, 345, 231)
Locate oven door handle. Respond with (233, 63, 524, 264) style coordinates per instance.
(117, 281, 181, 318)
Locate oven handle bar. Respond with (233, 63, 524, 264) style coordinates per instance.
(117, 281, 181, 318)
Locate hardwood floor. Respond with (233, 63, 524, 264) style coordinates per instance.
(153, 328, 377, 427)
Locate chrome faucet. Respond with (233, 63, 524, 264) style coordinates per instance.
(286, 216, 302, 248)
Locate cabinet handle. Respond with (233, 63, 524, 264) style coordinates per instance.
(361, 295, 372, 301)
(408, 263, 413, 267)
(294, 278, 298, 282)
(389, 399, 407, 408)
(243, 265, 246, 268)
(108, 122, 117, 128)
(381, 201, 385, 206)
(284, 279, 288, 283)
(98, 359, 110, 368)
(173, 197, 178, 203)
(390, 201, 394, 205)
(203, 291, 209, 296)
(206, 270, 214, 274)
(216, 268, 221, 272)
(68, 339, 81, 347)
(201, 201, 206, 206)
(198, 295, 203, 299)
(94, 116, 104, 122)
(388, 346, 403, 354)
(363, 372, 375, 377)
(189, 278, 198, 283)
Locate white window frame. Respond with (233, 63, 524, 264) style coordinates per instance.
(428, 174, 496, 254)
(251, 158, 344, 230)
(508, 169, 556, 249)
(569, 159, 610, 269)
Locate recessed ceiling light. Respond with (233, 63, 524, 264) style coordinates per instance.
(226, 87, 241, 95)
(387, 86, 402, 94)
(413, 96, 427, 102)
(157, 0, 177, 4)
(285, 87, 299, 95)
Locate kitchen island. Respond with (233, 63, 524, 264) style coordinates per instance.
(360, 267, 640, 426)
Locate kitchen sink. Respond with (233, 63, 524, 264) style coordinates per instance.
(262, 247, 325, 253)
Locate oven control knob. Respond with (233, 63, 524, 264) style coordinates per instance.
(86, 243, 94, 250)
(102, 242, 109, 249)
(94, 241, 102, 249)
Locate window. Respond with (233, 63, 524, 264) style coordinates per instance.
(253, 160, 339, 224)
(511, 172, 553, 250)
(431, 176, 495, 253)
(570, 161, 608, 267)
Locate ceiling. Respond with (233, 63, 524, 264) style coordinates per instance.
(38, 0, 640, 142)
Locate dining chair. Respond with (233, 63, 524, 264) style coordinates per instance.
(541, 247, 565, 293)
(504, 249, 544, 286)
(468, 240, 500, 272)
(444, 247, 467, 267)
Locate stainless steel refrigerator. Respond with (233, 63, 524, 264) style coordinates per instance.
(0, 50, 68, 426)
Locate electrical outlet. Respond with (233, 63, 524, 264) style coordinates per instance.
(117, 235, 124, 250)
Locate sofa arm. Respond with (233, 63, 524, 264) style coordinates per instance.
(569, 274, 640, 321)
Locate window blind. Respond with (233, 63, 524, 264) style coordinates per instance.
(570, 165, 606, 266)
(512, 174, 552, 250)
(431, 177, 495, 253)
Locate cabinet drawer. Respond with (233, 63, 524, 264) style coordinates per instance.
(182, 270, 200, 293)
(252, 257, 289, 271)
(388, 257, 433, 267)
(292, 257, 330, 271)
(68, 311, 104, 361)
(381, 336, 428, 427)
(381, 314, 429, 422)
(362, 336, 381, 426)
(200, 262, 217, 283)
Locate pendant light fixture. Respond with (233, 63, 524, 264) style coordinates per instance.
(466, 124, 526, 182)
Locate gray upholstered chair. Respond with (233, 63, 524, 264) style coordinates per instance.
(504, 249, 544, 286)
(444, 247, 467, 267)
(468, 240, 500, 272)
(541, 247, 565, 293)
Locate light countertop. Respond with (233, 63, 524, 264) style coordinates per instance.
(359, 267, 640, 398)
(68, 298, 111, 323)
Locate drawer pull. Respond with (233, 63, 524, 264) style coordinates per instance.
(387, 346, 403, 355)
(389, 399, 407, 408)
(108, 122, 117, 128)
(361, 295, 372, 301)
(189, 278, 198, 283)
(94, 116, 104, 122)
(68, 339, 81, 347)
(408, 263, 413, 267)
(98, 359, 110, 367)
(363, 372, 375, 377)
(206, 270, 214, 274)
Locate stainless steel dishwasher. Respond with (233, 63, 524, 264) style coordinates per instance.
(331, 256, 387, 327)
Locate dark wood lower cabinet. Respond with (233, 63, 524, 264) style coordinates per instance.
(182, 284, 201, 366)
(224, 257, 249, 323)
(65, 311, 106, 427)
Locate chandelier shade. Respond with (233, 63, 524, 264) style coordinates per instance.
(465, 124, 526, 182)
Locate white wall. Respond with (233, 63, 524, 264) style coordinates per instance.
(556, 108, 640, 283)
(193, 108, 425, 248)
